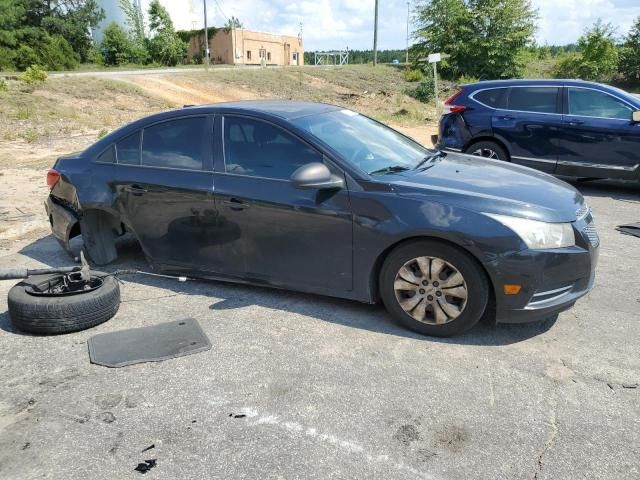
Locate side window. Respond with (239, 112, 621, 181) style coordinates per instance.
(473, 88, 508, 109)
(142, 117, 208, 170)
(568, 88, 633, 120)
(508, 87, 559, 114)
(116, 131, 141, 165)
(97, 145, 115, 163)
(223, 116, 323, 180)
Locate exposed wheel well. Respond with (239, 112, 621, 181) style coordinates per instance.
(369, 236, 496, 315)
(79, 209, 123, 265)
(463, 137, 511, 161)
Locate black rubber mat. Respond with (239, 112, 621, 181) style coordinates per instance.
(617, 223, 640, 238)
(88, 318, 211, 368)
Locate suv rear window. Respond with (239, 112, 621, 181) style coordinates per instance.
(473, 88, 508, 108)
(508, 87, 559, 114)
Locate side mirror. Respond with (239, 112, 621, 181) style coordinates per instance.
(633, 111, 640, 123)
(290, 162, 344, 190)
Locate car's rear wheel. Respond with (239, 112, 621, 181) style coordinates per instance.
(379, 240, 489, 337)
(464, 140, 508, 161)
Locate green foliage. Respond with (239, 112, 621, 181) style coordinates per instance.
(224, 16, 243, 33)
(407, 76, 436, 103)
(120, 0, 149, 63)
(147, 0, 185, 66)
(22, 65, 48, 85)
(101, 22, 133, 66)
(405, 68, 426, 82)
(553, 20, 619, 82)
(97, 128, 108, 138)
(620, 17, 640, 81)
(457, 74, 479, 84)
(0, 78, 7, 91)
(0, 0, 104, 71)
(413, 0, 537, 79)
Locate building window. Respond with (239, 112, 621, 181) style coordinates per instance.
(267, 52, 271, 61)
(247, 50, 252, 60)
(259, 48, 266, 59)
(292, 53, 298, 61)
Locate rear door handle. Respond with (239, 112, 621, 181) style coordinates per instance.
(123, 185, 148, 194)
(497, 115, 514, 120)
(565, 120, 585, 126)
(223, 198, 250, 210)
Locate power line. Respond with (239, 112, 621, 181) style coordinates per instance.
(212, 0, 229, 22)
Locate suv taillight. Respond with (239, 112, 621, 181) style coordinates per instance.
(47, 169, 61, 189)
(443, 88, 466, 114)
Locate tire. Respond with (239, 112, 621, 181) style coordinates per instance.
(8, 272, 120, 335)
(464, 140, 508, 161)
(379, 240, 489, 337)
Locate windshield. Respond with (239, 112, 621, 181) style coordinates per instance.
(292, 110, 433, 174)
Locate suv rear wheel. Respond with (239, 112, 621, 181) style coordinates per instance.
(464, 140, 508, 161)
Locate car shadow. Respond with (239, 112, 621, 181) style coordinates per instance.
(6, 234, 558, 346)
(569, 178, 640, 203)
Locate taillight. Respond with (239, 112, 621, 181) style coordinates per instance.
(443, 88, 466, 114)
(47, 169, 61, 189)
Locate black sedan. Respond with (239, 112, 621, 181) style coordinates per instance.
(45, 101, 599, 337)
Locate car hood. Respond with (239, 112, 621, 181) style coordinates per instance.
(387, 152, 584, 223)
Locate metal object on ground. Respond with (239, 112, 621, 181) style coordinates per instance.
(393, 256, 468, 325)
(88, 318, 211, 368)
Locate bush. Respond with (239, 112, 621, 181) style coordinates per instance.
(0, 47, 16, 71)
(457, 74, 479, 85)
(148, 31, 185, 66)
(0, 78, 7, 92)
(42, 35, 80, 71)
(14, 45, 41, 72)
(404, 68, 425, 82)
(407, 76, 435, 103)
(21, 65, 48, 85)
(101, 22, 133, 66)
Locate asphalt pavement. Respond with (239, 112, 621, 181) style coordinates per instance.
(0, 180, 638, 480)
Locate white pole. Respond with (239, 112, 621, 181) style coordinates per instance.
(203, 0, 210, 70)
(406, 2, 410, 64)
(433, 61, 438, 116)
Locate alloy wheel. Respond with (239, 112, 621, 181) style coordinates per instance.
(393, 256, 468, 325)
(471, 148, 499, 159)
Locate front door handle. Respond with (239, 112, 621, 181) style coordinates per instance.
(223, 198, 250, 210)
(497, 115, 514, 120)
(565, 119, 585, 126)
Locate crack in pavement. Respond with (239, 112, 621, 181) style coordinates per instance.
(533, 394, 559, 480)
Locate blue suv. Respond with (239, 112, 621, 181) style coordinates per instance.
(436, 79, 640, 181)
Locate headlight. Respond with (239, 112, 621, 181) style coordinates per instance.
(485, 213, 575, 249)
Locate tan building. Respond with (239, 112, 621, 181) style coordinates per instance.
(186, 28, 304, 66)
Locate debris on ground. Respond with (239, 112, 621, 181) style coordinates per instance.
(134, 459, 157, 474)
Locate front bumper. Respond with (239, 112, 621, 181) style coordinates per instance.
(489, 213, 599, 324)
(44, 196, 78, 253)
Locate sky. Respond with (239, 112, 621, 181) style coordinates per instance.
(148, 0, 639, 51)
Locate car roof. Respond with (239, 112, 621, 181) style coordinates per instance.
(461, 79, 611, 89)
(183, 100, 344, 120)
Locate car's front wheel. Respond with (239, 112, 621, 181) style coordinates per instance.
(464, 140, 508, 161)
(380, 240, 489, 337)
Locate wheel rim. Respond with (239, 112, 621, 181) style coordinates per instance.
(471, 148, 499, 159)
(393, 256, 468, 325)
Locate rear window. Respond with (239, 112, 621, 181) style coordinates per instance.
(142, 117, 209, 170)
(116, 131, 141, 165)
(508, 87, 559, 114)
(473, 88, 508, 108)
(97, 145, 115, 163)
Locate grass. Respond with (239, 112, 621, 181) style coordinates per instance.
(179, 64, 442, 126)
(0, 77, 168, 145)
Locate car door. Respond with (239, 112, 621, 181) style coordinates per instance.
(556, 86, 640, 180)
(210, 114, 353, 292)
(112, 115, 218, 267)
(491, 86, 563, 173)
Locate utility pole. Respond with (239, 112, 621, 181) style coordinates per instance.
(406, 1, 410, 64)
(203, 0, 210, 70)
(373, 0, 379, 66)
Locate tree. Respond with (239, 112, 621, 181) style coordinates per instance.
(100, 22, 132, 66)
(119, 0, 148, 64)
(620, 17, 640, 81)
(0, 0, 103, 70)
(147, 0, 185, 66)
(554, 20, 619, 82)
(223, 16, 243, 33)
(413, 0, 537, 79)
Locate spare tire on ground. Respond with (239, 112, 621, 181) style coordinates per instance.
(8, 271, 120, 335)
